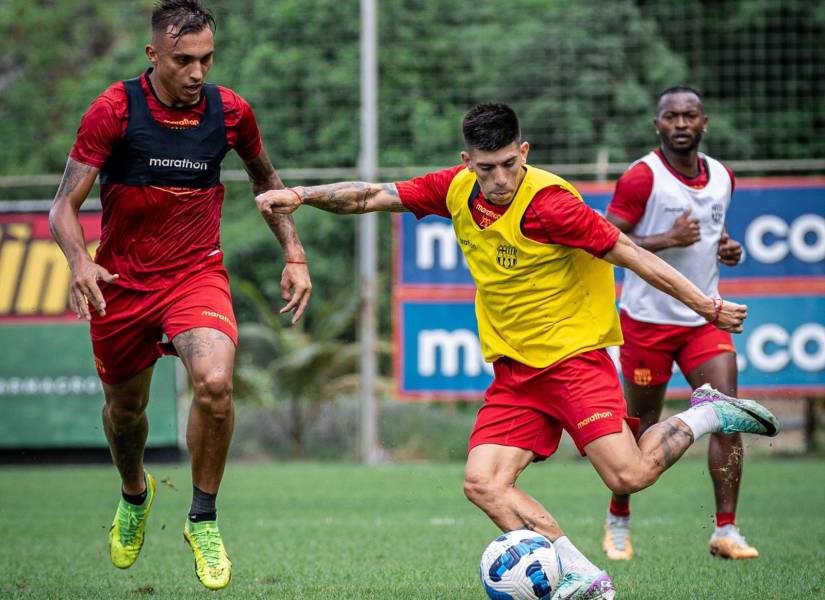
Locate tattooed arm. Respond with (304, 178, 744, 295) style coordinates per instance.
(256, 181, 408, 216)
(49, 158, 118, 320)
(243, 149, 311, 324)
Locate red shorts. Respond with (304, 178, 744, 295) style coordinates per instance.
(90, 266, 238, 385)
(619, 310, 735, 387)
(468, 349, 638, 458)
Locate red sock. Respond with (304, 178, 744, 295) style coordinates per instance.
(716, 512, 736, 527)
(609, 496, 630, 517)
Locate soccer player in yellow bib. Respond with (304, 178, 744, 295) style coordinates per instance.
(255, 103, 779, 600)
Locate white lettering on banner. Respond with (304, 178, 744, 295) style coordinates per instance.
(418, 329, 494, 377)
(745, 323, 825, 373)
(0, 376, 101, 396)
(416, 222, 458, 270)
(745, 214, 825, 264)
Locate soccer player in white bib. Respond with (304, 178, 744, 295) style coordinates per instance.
(602, 86, 757, 561)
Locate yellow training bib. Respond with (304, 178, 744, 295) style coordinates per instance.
(447, 165, 622, 368)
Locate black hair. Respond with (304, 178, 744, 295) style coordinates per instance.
(656, 86, 703, 113)
(462, 103, 521, 152)
(152, 0, 215, 39)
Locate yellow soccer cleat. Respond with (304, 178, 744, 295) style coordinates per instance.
(184, 519, 232, 590)
(709, 525, 759, 559)
(109, 472, 156, 569)
(602, 514, 633, 561)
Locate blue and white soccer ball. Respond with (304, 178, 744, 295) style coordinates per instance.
(480, 529, 562, 600)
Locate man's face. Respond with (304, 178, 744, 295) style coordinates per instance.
(655, 92, 707, 154)
(146, 26, 214, 106)
(461, 141, 529, 205)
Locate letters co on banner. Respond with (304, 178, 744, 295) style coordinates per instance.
(392, 178, 825, 400)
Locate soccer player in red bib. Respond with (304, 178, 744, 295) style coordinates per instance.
(49, 1, 311, 590)
(256, 103, 779, 600)
(602, 86, 756, 561)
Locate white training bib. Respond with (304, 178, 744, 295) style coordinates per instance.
(620, 151, 732, 326)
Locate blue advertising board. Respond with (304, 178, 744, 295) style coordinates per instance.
(393, 178, 825, 399)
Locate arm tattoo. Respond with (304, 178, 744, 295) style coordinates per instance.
(244, 152, 305, 256)
(55, 161, 95, 202)
(305, 181, 404, 214)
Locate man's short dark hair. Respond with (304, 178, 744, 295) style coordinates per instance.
(657, 86, 703, 113)
(152, 0, 215, 39)
(462, 103, 521, 152)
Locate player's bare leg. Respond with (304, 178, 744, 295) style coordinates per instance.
(102, 367, 156, 568)
(687, 353, 757, 559)
(102, 367, 154, 494)
(465, 444, 615, 598)
(173, 327, 235, 590)
(464, 444, 565, 540)
(174, 327, 236, 494)
(603, 382, 667, 560)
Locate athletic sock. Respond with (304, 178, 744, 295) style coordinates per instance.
(609, 496, 630, 518)
(122, 474, 148, 506)
(189, 485, 217, 522)
(716, 512, 736, 528)
(553, 536, 600, 576)
(673, 403, 721, 439)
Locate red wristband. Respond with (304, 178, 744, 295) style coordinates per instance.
(286, 187, 303, 205)
(286, 259, 307, 264)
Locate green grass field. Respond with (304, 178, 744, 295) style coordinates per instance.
(1, 457, 823, 599)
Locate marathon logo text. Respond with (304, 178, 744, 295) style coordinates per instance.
(148, 157, 208, 170)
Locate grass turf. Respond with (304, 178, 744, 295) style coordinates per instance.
(1, 457, 823, 599)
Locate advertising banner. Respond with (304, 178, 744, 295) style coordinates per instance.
(0, 209, 179, 448)
(393, 178, 825, 400)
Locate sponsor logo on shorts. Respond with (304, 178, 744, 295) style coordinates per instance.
(496, 244, 518, 269)
(94, 356, 106, 374)
(633, 368, 652, 386)
(718, 343, 735, 352)
(201, 310, 233, 326)
(577, 411, 613, 429)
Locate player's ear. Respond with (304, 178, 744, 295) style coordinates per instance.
(460, 150, 472, 172)
(519, 141, 529, 162)
(145, 44, 158, 67)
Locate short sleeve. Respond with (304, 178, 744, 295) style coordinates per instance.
(221, 88, 263, 161)
(68, 84, 127, 168)
(395, 165, 465, 220)
(606, 161, 654, 226)
(527, 186, 621, 257)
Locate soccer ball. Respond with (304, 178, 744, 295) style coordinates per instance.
(480, 529, 562, 600)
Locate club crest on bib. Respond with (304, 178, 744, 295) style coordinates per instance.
(496, 244, 518, 269)
(711, 203, 724, 224)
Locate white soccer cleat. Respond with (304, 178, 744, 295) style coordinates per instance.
(602, 513, 633, 560)
(709, 524, 759, 560)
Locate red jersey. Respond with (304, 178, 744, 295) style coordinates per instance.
(607, 148, 735, 225)
(70, 70, 263, 290)
(396, 165, 620, 257)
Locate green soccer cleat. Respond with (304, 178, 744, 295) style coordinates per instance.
(183, 519, 232, 590)
(690, 384, 780, 437)
(109, 472, 156, 569)
(551, 571, 615, 600)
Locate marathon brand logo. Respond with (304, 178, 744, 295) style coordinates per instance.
(148, 157, 209, 171)
(577, 411, 613, 429)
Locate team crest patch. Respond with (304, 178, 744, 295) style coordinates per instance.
(711, 203, 724, 224)
(633, 368, 652, 386)
(496, 244, 518, 269)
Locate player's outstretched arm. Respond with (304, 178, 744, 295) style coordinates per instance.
(256, 182, 408, 216)
(243, 150, 311, 324)
(49, 157, 118, 320)
(603, 232, 746, 333)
